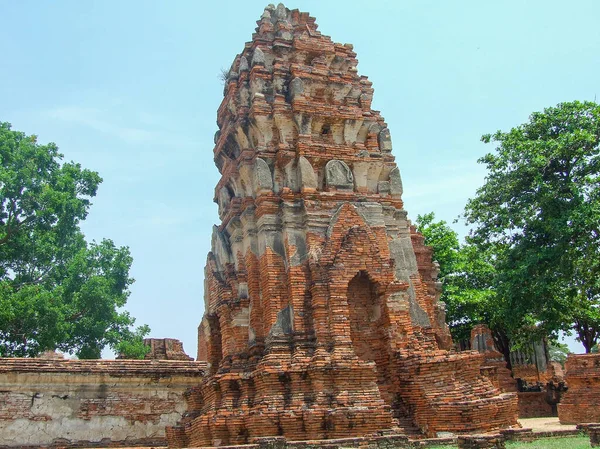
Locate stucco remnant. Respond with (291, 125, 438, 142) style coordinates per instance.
(0, 358, 207, 448)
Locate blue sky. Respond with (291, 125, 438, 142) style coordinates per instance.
(1, 1, 598, 356)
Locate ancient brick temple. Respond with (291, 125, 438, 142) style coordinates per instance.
(167, 4, 518, 447)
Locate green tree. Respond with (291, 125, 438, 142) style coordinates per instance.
(0, 122, 149, 358)
(416, 213, 513, 364)
(464, 101, 600, 352)
(415, 213, 464, 332)
(415, 213, 460, 280)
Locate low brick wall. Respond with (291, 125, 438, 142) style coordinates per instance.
(167, 426, 583, 449)
(517, 391, 554, 418)
(558, 353, 600, 424)
(0, 358, 206, 448)
(457, 434, 505, 449)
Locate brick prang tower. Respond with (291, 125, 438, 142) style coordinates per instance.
(167, 4, 518, 447)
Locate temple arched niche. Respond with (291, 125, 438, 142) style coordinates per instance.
(346, 271, 391, 393)
(347, 271, 385, 363)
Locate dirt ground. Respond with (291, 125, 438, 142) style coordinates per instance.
(519, 417, 577, 433)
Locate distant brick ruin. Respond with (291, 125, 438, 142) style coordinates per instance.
(166, 4, 518, 447)
(144, 338, 194, 361)
(470, 325, 517, 394)
(559, 354, 600, 424)
(470, 325, 566, 419)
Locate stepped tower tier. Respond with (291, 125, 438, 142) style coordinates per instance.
(167, 4, 518, 448)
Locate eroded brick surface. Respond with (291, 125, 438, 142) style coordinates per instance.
(517, 392, 554, 418)
(143, 338, 194, 361)
(168, 4, 518, 447)
(470, 325, 564, 419)
(470, 325, 517, 394)
(457, 434, 505, 449)
(0, 359, 207, 447)
(558, 354, 600, 424)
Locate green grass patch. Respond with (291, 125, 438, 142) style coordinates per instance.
(427, 435, 589, 449)
(506, 436, 590, 449)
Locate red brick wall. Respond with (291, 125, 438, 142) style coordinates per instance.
(393, 351, 518, 437)
(558, 354, 600, 424)
(518, 392, 554, 418)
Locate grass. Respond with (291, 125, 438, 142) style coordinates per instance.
(428, 435, 590, 449)
(506, 436, 590, 449)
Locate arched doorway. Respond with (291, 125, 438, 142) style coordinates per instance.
(346, 271, 390, 396)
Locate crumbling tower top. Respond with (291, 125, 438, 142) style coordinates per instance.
(213, 3, 392, 182)
(213, 4, 399, 238)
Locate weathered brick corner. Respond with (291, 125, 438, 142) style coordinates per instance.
(169, 4, 518, 447)
(558, 354, 600, 424)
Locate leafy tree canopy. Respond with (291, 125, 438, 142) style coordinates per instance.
(0, 122, 149, 358)
(415, 213, 510, 357)
(464, 101, 600, 352)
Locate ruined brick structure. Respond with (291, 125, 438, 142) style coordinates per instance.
(509, 339, 564, 387)
(0, 357, 206, 448)
(559, 354, 600, 424)
(457, 434, 505, 449)
(144, 338, 194, 361)
(167, 4, 518, 447)
(470, 324, 565, 419)
(471, 325, 517, 394)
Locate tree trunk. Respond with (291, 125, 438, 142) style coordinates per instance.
(574, 319, 598, 354)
